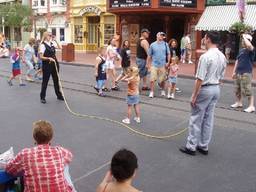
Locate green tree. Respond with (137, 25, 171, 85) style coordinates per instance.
(0, 3, 32, 31)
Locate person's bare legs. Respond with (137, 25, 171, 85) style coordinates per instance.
(150, 81, 154, 93)
(248, 96, 254, 108)
(127, 105, 132, 119)
(134, 104, 140, 118)
(142, 76, 148, 87)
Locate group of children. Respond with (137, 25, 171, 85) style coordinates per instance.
(94, 39, 180, 125)
(7, 38, 42, 87)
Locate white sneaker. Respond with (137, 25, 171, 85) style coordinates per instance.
(244, 106, 255, 113)
(175, 87, 182, 93)
(188, 61, 193, 64)
(170, 93, 175, 99)
(161, 90, 166, 97)
(167, 94, 171, 99)
(231, 102, 243, 108)
(149, 92, 154, 98)
(134, 117, 141, 123)
(122, 118, 130, 124)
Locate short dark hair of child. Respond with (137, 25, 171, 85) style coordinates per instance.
(33, 120, 53, 144)
(111, 149, 138, 182)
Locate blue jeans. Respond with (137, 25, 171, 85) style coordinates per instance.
(136, 58, 148, 78)
(97, 80, 106, 90)
(186, 85, 220, 151)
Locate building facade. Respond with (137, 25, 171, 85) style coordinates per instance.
(31, 0, 71, 43)
(70, 0, 116, 51)
(107, 0, 205, 53)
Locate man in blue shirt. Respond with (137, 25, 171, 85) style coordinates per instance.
(231, 34, 255, 113)
(147, 32, 170, 98)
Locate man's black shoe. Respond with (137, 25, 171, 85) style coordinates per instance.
(57, 96, 64, 101)
(179, 147, 196, 156)
(197, 147, 208, 155)
(41, 99, 46, 104)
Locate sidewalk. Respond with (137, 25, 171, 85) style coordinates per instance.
(56, 51, 256, 83)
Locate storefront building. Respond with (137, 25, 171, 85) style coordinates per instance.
(107, 0, 205, 53)
(31, 0, 71, 43)
(196, 0, 256, 60)
(70, 0, 116, 51)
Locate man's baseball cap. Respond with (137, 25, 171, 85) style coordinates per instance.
(141, 28, 150, 33)
(157, 32, 166, 36)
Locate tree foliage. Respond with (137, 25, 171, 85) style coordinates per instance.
(0, 3, 32, 30)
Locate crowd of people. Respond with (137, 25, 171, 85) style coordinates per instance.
(0, 28, 255, 191)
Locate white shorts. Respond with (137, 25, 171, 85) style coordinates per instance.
(106, 60, 115, 70)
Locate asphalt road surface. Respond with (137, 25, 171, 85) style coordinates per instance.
(0, 58, 256, 192)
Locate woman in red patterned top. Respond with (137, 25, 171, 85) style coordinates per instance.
(5, 120, 75, 192)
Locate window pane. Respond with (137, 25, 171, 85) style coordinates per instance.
(60, 28, 65, 41)
(41, 0, 45, 6)
(74, 25, 83, 43)
(52, 28, 56, 36)
(52, 0, 57, 4)
(104, 24, 114, 45)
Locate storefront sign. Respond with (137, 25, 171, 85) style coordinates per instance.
(109, 0, 151, 8)
(160, 0, 197, 8)
(79, 6, 102, 16)
(207, 0, 256, 5)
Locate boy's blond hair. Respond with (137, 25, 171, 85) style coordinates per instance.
(33, 120, 54, 144)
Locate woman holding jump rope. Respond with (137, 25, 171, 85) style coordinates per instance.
(39, 31, 64, 104)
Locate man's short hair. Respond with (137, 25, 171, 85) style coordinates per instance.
(33, 120, 54, 144)
(206, 31, 220, 45)
(111, 149, 138, 182)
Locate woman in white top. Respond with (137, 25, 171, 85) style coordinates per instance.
(105, 38, 121, 91)
(96, 149, 141, 192)
(39, 31, 63, 104)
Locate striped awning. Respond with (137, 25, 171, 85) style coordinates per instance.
(196, 5, 256, 31)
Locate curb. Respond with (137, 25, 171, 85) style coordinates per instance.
(59, 61, 256, 86)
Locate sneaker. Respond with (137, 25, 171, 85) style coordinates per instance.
(149, 92, 154, 98)
(175, 87, 182, 93)
(244, 106, 255, 113)
(98, 93, 106, 97)
(41, 99, 46, 104)
(182, 60, 185, 64)
(188, 61, 193, 64)
(7, 80, 13, 86)
(170, 93, 175, 99)
(134, 117, 141, 123)
(122, 118, 130, 124)
(167, 94, 171, 99)
(230, 102, 243, 108)
(19, 83, 26, 86)
(26, 76, 34, 82)
(111, 86, 120, 91)
(161, 90, 166, 97)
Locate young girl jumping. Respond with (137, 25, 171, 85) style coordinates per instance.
(122, 67, 141, 124)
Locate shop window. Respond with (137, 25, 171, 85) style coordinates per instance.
(52, 28, 56, 37)
(60, 28, 65, 41)
(52, 0, 57, 5)
(74, 25, 83, 43)
(104, 24, 114, 45)
(104, 16, 115, 45)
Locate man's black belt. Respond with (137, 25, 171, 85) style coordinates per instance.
(201, 83, 219, 87)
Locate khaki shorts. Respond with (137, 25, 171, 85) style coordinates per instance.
(150, 66, 166, 82)
(235, 73, 253, 97)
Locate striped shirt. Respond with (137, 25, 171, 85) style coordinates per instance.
(6, 144, 73, 192)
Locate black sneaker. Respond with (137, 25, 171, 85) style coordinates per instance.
(57, 96, 64, 101)
(7, 80, 13, 86)
(197, 147, 208, 155)
(179, 146, 196, 156)
(93, 86, 99, 93)
(41, 99, 46, 104)
(111, 86, 120, 91)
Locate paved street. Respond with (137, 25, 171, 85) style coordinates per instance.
(0, 58, 256, 192)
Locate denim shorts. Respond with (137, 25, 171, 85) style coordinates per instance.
(127, 95, 140, 105)
(97, 80, 106, 89)
(168, 76, 177, 84)
(136, 58, 148, 78)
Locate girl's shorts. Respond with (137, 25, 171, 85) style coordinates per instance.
(12, 69, 21, 77)
(168, 76, 177, 84)
(127, 95, 140, 105)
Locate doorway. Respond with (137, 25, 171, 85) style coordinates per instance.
(87, 16, 100, 51)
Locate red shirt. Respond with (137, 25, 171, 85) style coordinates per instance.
(5, 144, 73, 192)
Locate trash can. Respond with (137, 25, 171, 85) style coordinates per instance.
(62, 43, 75, 62)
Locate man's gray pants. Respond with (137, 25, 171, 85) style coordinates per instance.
(186, 85, 220, 151)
